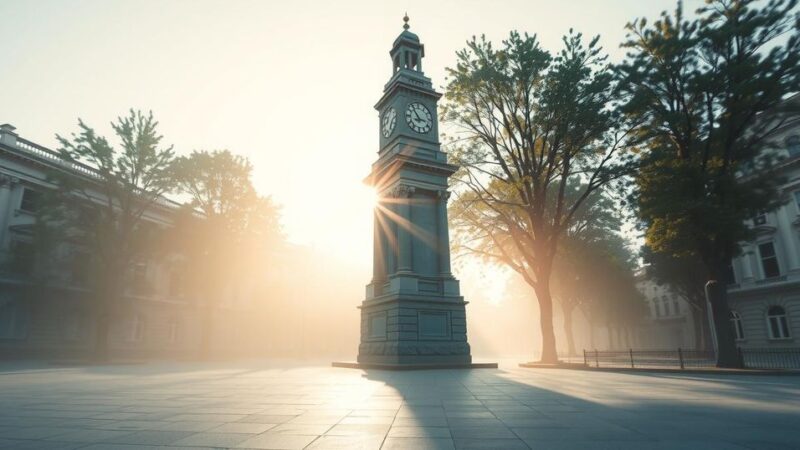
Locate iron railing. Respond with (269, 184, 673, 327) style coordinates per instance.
(581, 347, 800, 370)
(740, 347, 800, 369)
(582, 349, 716, 369)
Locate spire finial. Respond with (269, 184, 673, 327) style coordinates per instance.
(403, 13, 410, 30)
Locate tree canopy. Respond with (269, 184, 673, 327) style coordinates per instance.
(445, 30, 636, 362)
(620, 0, 800, 366)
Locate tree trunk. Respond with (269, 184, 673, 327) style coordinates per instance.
(705, 280, 742, 368)
(92, 272, 120, 362)
(93, 311, 110, 362)
(562, 300, 577, 357)
(691, 306, 703, 350)
(533, 281, 559, 363)
(200, 303, 213, 359)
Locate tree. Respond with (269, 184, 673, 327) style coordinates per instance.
(551, 187, 625, 356)
(444, 31, 635, 363)
(54, 110, 175, 360)
(171, 150, 282, 357)
(619, 0, 800, 366)
(641, 246, 711, 350)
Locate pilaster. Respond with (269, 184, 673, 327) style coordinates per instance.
(393, 184, 415, 274)
(437, 189, 452, 277)
(0, 175, 16, 251)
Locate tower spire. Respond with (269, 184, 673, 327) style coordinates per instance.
(403, 13, 410, 30)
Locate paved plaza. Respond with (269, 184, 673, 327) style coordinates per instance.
(0, 361, 797, 449)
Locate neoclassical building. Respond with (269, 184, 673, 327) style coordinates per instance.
(727, 96, 800, 348)
(635, 277, 698, 350)
(0, 123, 268, 358)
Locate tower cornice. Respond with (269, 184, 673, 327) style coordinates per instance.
(364, 154, 458, 189)
(375, 77, 441, 112)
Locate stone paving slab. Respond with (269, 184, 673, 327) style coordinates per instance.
(0, 361, 797, 449)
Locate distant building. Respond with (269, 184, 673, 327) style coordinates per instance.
(727, 96, 800, 348)
(635, 277, 697, 350)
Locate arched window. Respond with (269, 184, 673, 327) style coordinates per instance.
(730, 310, 745, 340)
(767, 306, 791, 339)
(166, 318, 179, 344)
(62, 310, 83, 341)
(0, 301, 29, 340)
(786, 135, 800, 157)
(129, 314, 146, 342)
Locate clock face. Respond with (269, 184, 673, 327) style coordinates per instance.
(405, 102, 433, 134)
(381, 108, 397, 138)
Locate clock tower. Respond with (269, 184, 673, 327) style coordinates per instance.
(354, 16, 478, 368)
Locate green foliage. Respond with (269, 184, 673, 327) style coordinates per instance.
(620, 0, 800, 272)
(445, 30, 634, 281)
(550, 191, 644, 354)
(46, 109, 177, 358)
(170, 150, 283, 302)
(620, 0, 800, 365)
(445, 31, 636, 362)
(54, 109, 176, 274)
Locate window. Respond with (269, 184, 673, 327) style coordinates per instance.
(725, 262, 737, 285)
(129, 314, 145, 342)
(70, 251, 90, 287)
(753, 211, 767, 226)
(10, 240, 34, 276)
(673, 300, 680, 315)
(132, 263, 147, 295)
(758, 242, 781, 278)
(0, 302, 29, 340)
(794, 191, 800, 212)
(19, 188, 42, 213)
(169, 270, 183, 297)
(786, 135, 800, 157)
(730, 310, 745, 340)
(166, 318, 179, 344)
(62, 310, 83, 341)
(663, 297, 671, 316)
(767, 306, 791, 339)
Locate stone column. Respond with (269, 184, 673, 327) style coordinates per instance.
(0, 175, 15, 252)
(394, 184, 414, 273)
(741, 249, 755, 282)
(437, 189, 452, 276)
(372, 206, 385, 282)
(776, 207, 800, 272)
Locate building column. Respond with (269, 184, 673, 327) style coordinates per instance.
(0, 175, 15, 251)
(372, 205, 385, 282)
(776, 207, 800, 273)
(394, 184, 414, 273)
(741, 249, 755, 282)
(437, 189, 452, 276)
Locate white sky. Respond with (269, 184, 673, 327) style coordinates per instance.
(0, 0, 687, 266)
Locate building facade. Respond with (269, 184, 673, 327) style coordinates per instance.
(635, 277, 697, 350)
(0, 123, 265, 359)
(727, 101, 800, 349)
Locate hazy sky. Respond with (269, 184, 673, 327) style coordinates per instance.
(1, 0, 688, 264)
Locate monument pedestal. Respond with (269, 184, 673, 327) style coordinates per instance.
(356, 291, 471, 365)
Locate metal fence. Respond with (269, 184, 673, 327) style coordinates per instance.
(741, 347, 800, 369)
(581, 347, 800, 370)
